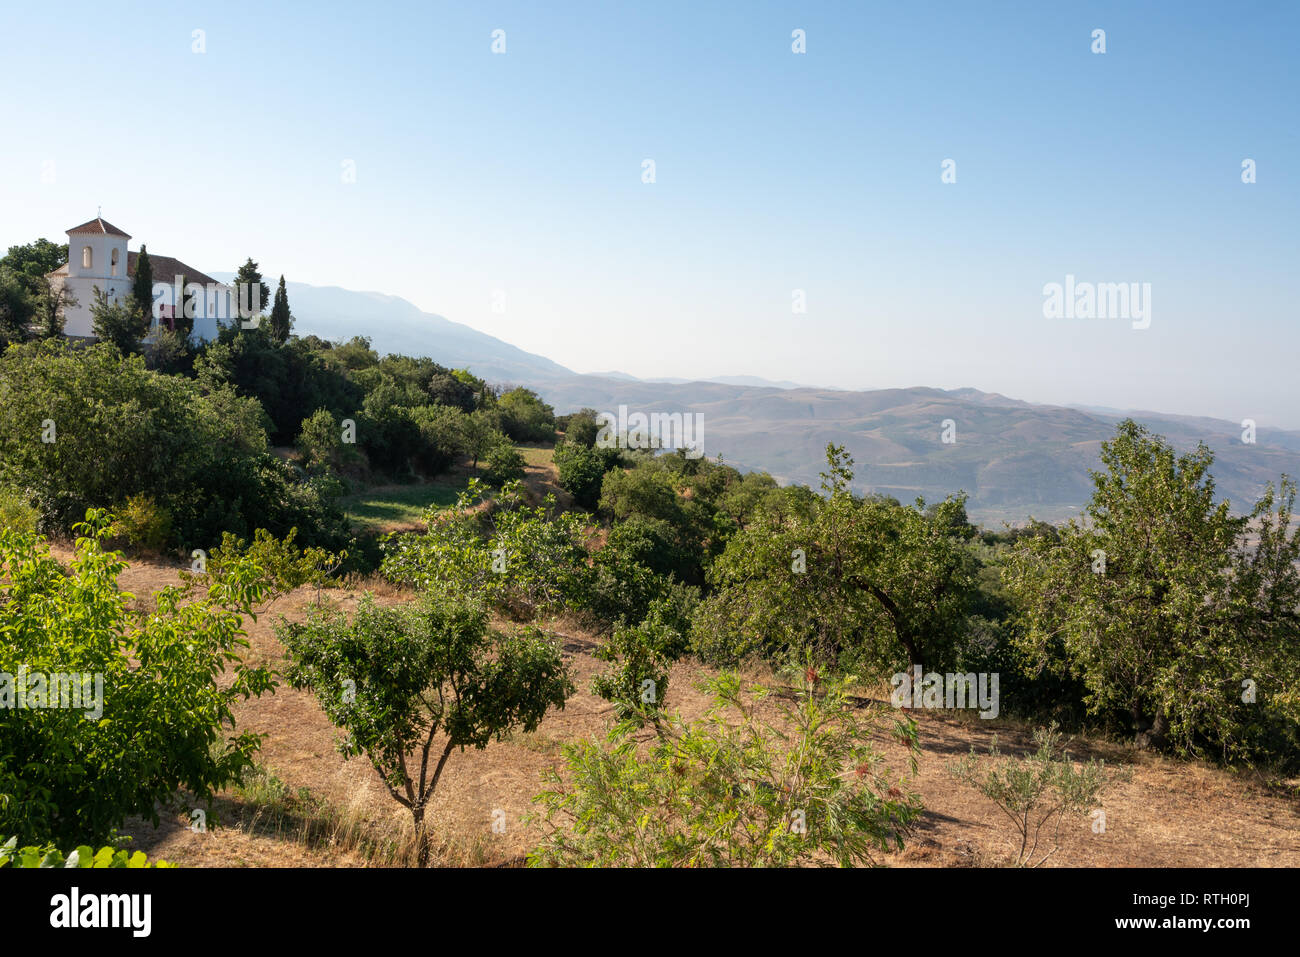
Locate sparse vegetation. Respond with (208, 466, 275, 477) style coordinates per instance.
(948, 724, 1121, 867)
(531, 670, 924, 867)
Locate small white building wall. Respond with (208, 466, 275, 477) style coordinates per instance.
(57, 274, 234, 345)
(67, 234, 128, 282)
(145, 280, 236, 344)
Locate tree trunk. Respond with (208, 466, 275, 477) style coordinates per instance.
(1133, 705, 1170, 751)
(413, 805, 428, 867)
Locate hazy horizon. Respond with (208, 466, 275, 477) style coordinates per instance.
(3, 1, 1296, 427)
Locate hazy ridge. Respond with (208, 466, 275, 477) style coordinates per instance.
(258, 279, 1300, 524)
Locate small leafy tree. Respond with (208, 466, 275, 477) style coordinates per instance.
(233, 258, 270, 321)
(695, 443, 977, 673)
(482, 440, 526, 487)
(0, 488, 39, 535)
(298, 408, 345, 474)
(0, 511, 277, 847)
(554, 442, 622, 510)
(530, 670, 923, 867)
(112, 493, 174, 555)
(0, 271, 35, 350)
(278, 593, 573, 866)
(381, 479, 590, 617)
(947, 724, 1119, 867)
(193, 527, 347, 607)
(89, 288, 147, 354)
(461, 409, 502, 471)
(37, 275, 76, 339)
(591, 618, 679, 727)
(497, 387, 555, 443)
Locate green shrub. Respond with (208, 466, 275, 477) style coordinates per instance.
(0, 488, 38, 535)
(481, 441, 526, 487)
(693, 444, 976, 674)
(409, 403, 467, 476)
(591, 616, 683, 726)
(0, 511, 277, 847)
(554, 442, 622, 510)
(1004, 421, 1300, 763)
(497, 387, 556, 443)
(947, 723, 1121, 867)
(113, 493, 173, 555)
(530, 670, 923, 867)
(0, 340, 351, 552)
(381, 479, 591, 618)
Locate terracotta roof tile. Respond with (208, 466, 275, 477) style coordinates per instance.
(126, 252, 220, 287)
(43, 252, 223, 288)
(67, 217, 131, 238)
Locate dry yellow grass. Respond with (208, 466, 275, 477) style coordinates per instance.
(44, 538, 1300, 869)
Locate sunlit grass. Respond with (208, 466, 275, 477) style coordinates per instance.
(341, 479, 466, 532)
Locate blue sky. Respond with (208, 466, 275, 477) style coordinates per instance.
(2, 1, 1297, 426)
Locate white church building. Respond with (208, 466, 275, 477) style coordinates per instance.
(46, 216, 240, 343)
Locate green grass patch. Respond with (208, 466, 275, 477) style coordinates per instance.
(515, 444, 554, 468)
(341, 478, 467, 533)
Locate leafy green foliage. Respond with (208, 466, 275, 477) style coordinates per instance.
(381, 479, 591, 617)
(481, 440, 526, 487)
(530, 671, 923, 867)
(557, 408, 600, 448)
(111, 493, 174, 555)
(0, 512, 276, 847)
(193, 527, 347, 605)
(0, 836, 174, 868)
(278, 592, 573, 865)
(233, 258, 270, 320)
(89, 288, 148, 355)
(0, 239, 66, 291)
(268, 274, 293, 344)
(0, 488, 39, 535)
(0, 240, 64, 349)
(695, 443, 977, 674)
(590, 604, 691, 725)
(131, 246, 154, 326)
(1004, 420, 1300, 761)
(0, 271, 36, 351)
(553, 442, 622, 510)
(497, 387, 556, 443)
(194, 325, 364, 446)
(0, 340, 350, 551)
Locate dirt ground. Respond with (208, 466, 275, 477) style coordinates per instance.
(44, 539, 1298, 869)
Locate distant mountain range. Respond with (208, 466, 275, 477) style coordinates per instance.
(209, 275, 575, 384)
(591, 371, 817, 390)
(224, 278, 1300, 525)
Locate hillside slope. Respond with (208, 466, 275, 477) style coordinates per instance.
(536, 378, 1300, 524)
(213, 279, 1300, 524)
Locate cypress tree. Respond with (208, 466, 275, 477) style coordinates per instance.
(174, 274, 195, 341)
(269, 275, 292, 344)
(132, 245, 154, 326)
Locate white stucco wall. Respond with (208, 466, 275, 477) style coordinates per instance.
(54, 235, 235, 345)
